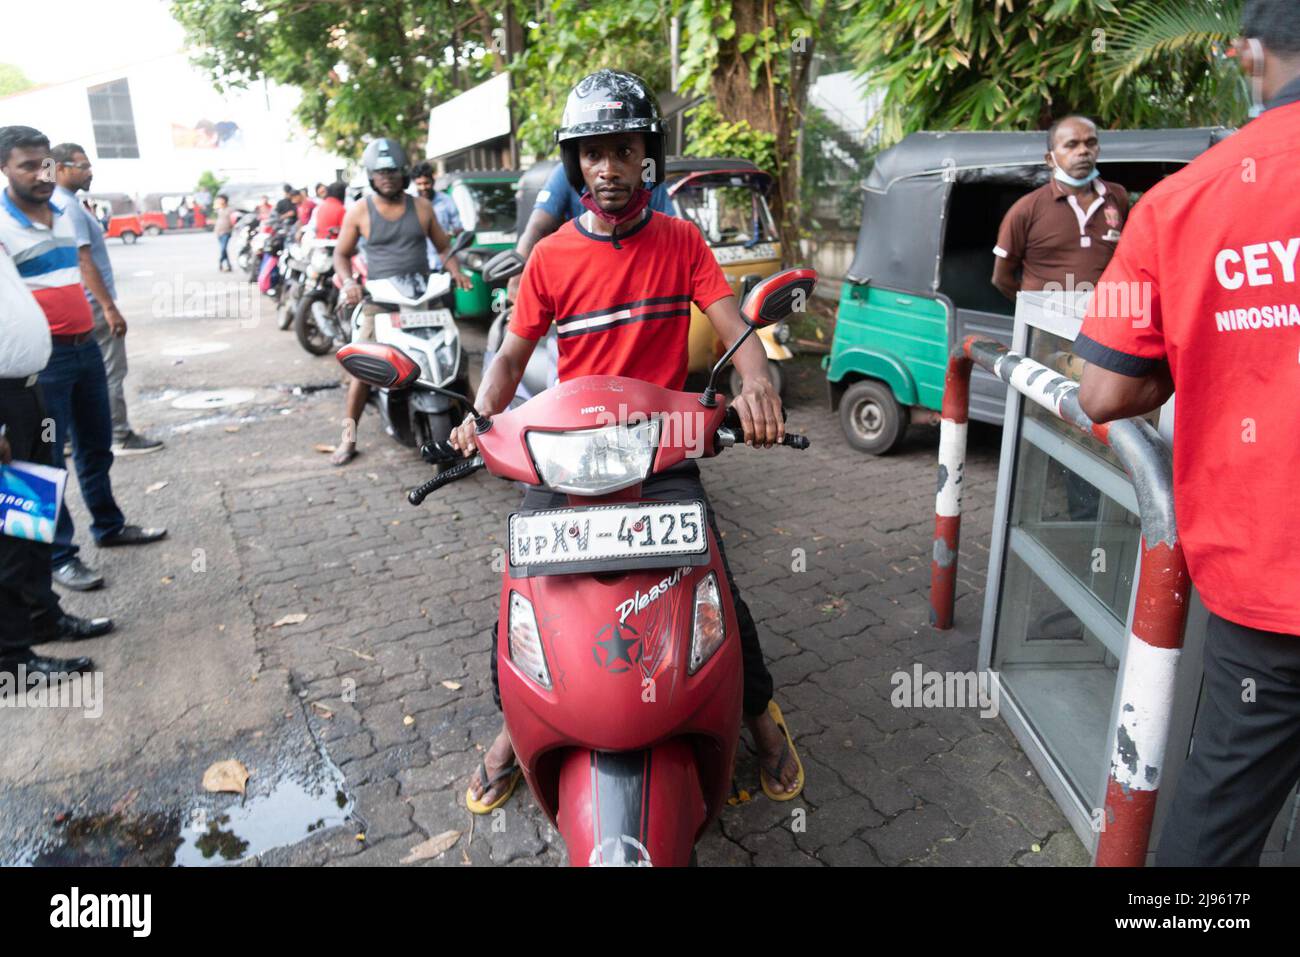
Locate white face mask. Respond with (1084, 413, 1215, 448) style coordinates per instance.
(1053, 164, 1099, 188)
(1247, 37, 1266, 118)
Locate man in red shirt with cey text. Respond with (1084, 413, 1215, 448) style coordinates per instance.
(450, 70, 805, 813)
(1076, 0, 1300, 865)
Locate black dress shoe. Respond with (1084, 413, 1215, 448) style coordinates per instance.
(97, 524, 168, 547)
(52, 558, 105, 591)
(35, 613, 114, 643)
(0, 653, 94, 678)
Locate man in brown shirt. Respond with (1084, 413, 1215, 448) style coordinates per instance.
(991, 115, 1129, 299)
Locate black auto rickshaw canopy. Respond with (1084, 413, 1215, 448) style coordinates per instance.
(847, 128, 1234, 292)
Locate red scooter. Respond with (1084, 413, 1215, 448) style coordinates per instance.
(338, 268, 816, 866)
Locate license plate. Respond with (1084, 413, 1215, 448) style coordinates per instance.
(714, 242, 777, 265)
(395, 309, 451, 329)
(509, 502, 708, 572)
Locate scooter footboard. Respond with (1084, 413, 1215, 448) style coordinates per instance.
(556, 740, 706, 867)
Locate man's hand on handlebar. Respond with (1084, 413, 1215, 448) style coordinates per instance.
(449, 412, 479, 457)
(731, 377, 784, 448)
(342, 280, 363, 307)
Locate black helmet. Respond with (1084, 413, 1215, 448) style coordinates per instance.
(555, 70, 665, 193)
(361, 137, 410, 190)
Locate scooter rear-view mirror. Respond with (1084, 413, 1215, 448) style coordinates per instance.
(448, 230, 476, 258)
(481, 249, 526, 285)
(701, 267, 819, 407)
(337, 342, 485, 423)
(337, 342, 421, 389)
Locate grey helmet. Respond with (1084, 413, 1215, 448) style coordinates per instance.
(361, 137, 410, 190)
(555, 70, 666, 192)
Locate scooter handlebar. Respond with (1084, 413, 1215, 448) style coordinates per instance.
(714, 426, 810, 451)
(408, 455, 484, 506)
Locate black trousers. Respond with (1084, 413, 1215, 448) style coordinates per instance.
(491, 461, 774, 718)
(1156, 613, 1300, 866)
(0, 383, 62, 655)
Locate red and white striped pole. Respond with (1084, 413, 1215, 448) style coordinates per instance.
(931, 336, 1191, 866)
(929, 345, 972, 630)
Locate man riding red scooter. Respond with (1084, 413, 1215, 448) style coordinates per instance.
(449, 70, 807, 824)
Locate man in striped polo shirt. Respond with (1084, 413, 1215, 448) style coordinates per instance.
(0, 127, 165, 593)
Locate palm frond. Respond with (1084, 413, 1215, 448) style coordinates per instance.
(1102, 0, 1243, 86)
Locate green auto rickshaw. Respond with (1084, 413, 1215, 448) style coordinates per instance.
(825, 128, 1230, 454)
(436, 169, 521, 320)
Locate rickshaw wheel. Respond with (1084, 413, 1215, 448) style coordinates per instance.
(840, 379, 907, 455)
(121, 230, 138, 245)
(729, 360, 784, 399)
(145, 225, 162, 237)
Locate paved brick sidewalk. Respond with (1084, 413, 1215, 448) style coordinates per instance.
(234, 377, 1088, 867)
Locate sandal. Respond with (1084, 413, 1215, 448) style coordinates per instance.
(759, 700, 805, 802)
(465, 757, 523, 814)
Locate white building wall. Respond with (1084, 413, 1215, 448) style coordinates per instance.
(0, 53, 347, 199)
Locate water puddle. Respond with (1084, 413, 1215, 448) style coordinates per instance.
(171, 388, 257, 410)
(161, 341, 232, 357)
(7, 759, 352, 867)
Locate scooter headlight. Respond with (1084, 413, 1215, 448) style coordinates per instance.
(309, 247, 333, 274)
(689, 573, 725, 675)
(525, 419, 659, 495)
(508, 591, 551, 689)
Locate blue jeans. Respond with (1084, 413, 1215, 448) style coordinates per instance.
(217, 232, 231, 268)
(38, 340, 126, 565)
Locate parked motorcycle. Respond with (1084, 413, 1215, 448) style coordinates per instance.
(352, 230, 476, 452)
(293, 237, 341, 356)
(336, 266, 817, 866)
(275, 230, 311, 331)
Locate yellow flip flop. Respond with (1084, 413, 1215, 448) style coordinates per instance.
(759, 700, 805, 802)
(465, 758, 523, 814)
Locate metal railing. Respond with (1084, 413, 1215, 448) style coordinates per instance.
(930, 335, 1191, 867)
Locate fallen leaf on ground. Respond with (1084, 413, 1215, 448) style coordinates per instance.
(440, 680, 462, 691)
(314, 444, 335, 453)
(329, 644, 375, 661)
(401, 829, 461, 864)
(145, 481, 168, 494)
(202, 759, 249, 795)
(224, 426, 240, 433)
(403, 715, 415, 726)
(311, 702, 334, 719)
(160, 576, 173, 584)
(272, 613, 308, 627)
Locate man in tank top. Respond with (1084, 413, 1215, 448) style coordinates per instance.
(331, 138, 471, 466)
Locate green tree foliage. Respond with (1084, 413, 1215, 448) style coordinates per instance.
(170, 0, 500, 158)
(508, 0, 671, 160)
(0, 63, 33, 98)
(842, 0, 1247, 145)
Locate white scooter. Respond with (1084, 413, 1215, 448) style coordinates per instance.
(352, 230, 476, 451)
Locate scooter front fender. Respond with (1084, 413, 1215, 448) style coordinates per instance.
(556, 739, 705, 867)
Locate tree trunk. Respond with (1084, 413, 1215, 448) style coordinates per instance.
(708, 0, 813, 262)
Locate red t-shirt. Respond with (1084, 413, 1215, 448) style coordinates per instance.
(509, 211, 734, 390)
(314, 197, 346, 239)
(1074, 100, 1300, 634)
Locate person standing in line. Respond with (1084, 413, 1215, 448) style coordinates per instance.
(0, 239, 113, 664)
(0, 126, 165, 593)
(51, 142, 163, 457)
